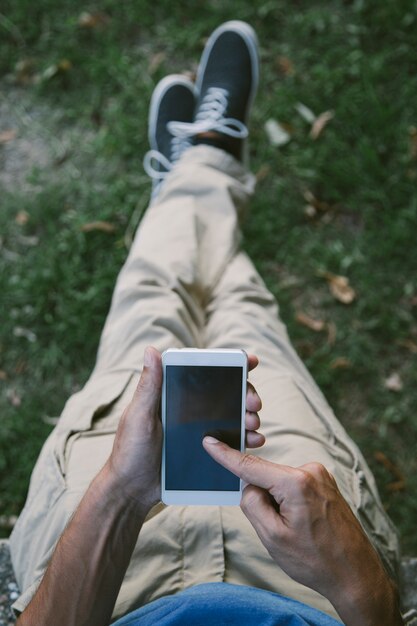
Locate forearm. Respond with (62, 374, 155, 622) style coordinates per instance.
(331, 568, 403, 626)
(17, 461, 149, 626)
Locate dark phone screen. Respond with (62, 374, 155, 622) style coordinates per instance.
(165, 365, 243, 491)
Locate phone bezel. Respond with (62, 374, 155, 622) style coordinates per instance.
(161, 348, 247, 506)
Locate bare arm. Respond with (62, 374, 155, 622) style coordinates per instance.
(16, 346, 164, 626)
(203, 438, 403, 626)
(17, 349, 263, 626)
(17, 463, 150, 626)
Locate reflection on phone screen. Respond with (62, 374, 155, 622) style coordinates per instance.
(165, 365, 243, 491)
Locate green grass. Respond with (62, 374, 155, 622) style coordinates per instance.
(1, 0, 417, 557)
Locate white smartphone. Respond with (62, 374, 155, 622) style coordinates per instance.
(161, 348, 247, 506)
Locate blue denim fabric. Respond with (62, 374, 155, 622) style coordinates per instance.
(112, 582, 342, 625)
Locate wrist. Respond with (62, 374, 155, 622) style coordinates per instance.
(99, 461, 155, 521)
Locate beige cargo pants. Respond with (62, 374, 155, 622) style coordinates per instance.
(10, 145, 399, 622)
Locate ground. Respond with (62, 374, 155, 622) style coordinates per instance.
(0, 0, 417, 560)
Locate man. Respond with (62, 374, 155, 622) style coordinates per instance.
(11, 21, 403, 625)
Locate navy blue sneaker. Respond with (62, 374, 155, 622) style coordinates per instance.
(168, 21, 259, 162)
(144, 74, 197, 198)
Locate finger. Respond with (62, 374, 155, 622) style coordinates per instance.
(245, 430, 265, 449)
(246, 382, 262, 413)
(241, 484, 280, 531)
(245, 411, 261, 432)
(131, 346, 163, 421)
(202, 437, 294, 492)
(247, 354, 259, 372)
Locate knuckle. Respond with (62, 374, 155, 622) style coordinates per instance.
(293, 463, 332, 494)
(293, 468, 316, 493)
(239, 452, 260, 472)
(304, 461, 330, 480)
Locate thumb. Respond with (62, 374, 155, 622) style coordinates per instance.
(132, 346, 162, 417)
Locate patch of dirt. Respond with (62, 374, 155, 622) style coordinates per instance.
(0, 84, 100, 196)
(0, 86, 51, 193)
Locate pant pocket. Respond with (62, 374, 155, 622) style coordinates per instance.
(55, 369, 136, 474)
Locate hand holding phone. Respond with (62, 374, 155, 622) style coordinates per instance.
(109, 347, 262, 511)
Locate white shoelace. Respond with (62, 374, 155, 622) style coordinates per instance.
(168, 87, 248, 139)
(143, 134, 192, 184)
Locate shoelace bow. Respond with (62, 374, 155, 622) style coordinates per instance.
(144, 87, 248, 185)
(168, 87, 248, 139)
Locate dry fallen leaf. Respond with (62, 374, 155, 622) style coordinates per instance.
(6, 388, 21, 407)
(384, 372, 403, 392)
(326, 321, 337, 346)
(78, 11, 111, 28)
(42, 59, 72, 81)
(15, 210, 30, 225)
(295, 340, 315, 358)
(15, 58, 37, 84)
(330, 357, 352, 370)
(0, 129, 17, 144)
(15, 359, 27, 375)
(0, 370, 8, 380)
(310, 110, 334, 140)
(397, 338, 417, 354)
(387, 480, 407, 493)
(318, 270, 356, 304)
(59, 59, 72, 71)
(148, 52, 166, 74)
(81, 221, 117, 233)
(265, 119, 291, 147)
(184, 67, 197, 81)
(276, 56, 295, 76)
(374, 451, 406, 492)
(329, 276, 355, 304)
(303, 190, 334, 214)
(295, 311, 325, 332)
(255, 164, 271, 182)
(304, 204, 317, 218)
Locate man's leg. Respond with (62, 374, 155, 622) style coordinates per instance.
(203, 250, 400, 617)
(168, 21, 400, 618)
(9, 141, 256, 619)
(10, 22, 260, 617)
